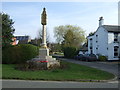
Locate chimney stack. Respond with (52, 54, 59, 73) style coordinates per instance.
(99, 16, 104, 27)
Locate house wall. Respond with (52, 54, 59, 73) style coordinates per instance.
(88, 27, 108, 56)
(108, 33, 120, 60)
(88, 27, 120, 60)
(118, 33, 120, 60)
(88, 35, 93, 54)
(108, 33, 114, 60)
(95, 27, 108, 56)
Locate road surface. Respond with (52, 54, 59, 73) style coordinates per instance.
(58, 58, 119, 76)
(2, 79, 119, 88)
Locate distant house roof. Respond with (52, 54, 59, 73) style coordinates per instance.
(15, 36, 30, 40)
(15, 36, 31, 44)
(80, 43, 88, 51)
(87, 25, 120, 38)
(102, 25, 120, 33)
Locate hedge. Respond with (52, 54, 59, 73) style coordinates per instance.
(63, 46, 77, 58)
(2, 44, 39, 64)
(98, 55, 108, 61)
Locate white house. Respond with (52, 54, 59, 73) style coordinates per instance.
(87, 17, 120, 61)
(79, 43, 88, 55)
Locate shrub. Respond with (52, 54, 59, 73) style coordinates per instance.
(98, 55, 108, 61)
(19, 44, 39, 63)
(2, 44, 39, 64)
(63, 46, 77, 58)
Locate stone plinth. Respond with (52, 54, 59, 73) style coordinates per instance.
(28, 48, 60, 69)
(39, 48, 49, 57)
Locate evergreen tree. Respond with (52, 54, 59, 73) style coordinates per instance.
(1, 13, 15, 48)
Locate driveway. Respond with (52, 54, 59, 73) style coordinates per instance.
(57, 58, 119, 80)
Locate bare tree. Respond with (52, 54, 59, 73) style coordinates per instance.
(37, 28, 50, 46)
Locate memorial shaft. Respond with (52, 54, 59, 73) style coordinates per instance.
(42, 25, 47, 48)
(41, 8, 47, 48)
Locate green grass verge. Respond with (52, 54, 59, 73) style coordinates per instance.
(2, 61, 115, 81)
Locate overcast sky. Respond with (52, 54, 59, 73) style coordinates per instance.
(2, 1, 118, 42)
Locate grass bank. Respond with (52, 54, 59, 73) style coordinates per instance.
(2, 61, 115, 81)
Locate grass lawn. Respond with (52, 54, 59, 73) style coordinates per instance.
(2, 61, 115, 81)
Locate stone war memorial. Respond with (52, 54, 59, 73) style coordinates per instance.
(27, 8, 60, 70)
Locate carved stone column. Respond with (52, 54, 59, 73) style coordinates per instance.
(41, 8, 47, 48)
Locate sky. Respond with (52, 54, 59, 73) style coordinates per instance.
(2, 1, 118, 42)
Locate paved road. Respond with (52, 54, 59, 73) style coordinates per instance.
(2, 80, 119, 88)
(58, 58, 119, 76)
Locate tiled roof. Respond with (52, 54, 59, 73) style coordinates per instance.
(103, 25, 120, 33)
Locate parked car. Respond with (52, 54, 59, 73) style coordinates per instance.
(74, 54, 86, 60)
(84, 54, 98, 61)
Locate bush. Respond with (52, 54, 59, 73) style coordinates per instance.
(2, 44, 39, 64)
(63, 46, 77, 58)
(98, 55, 107, 61)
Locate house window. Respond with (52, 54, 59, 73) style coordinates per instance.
(114, 46, 119, 58)
(96, 35, 98, 42)
(90, 47, 92, 49)
(90, 38, 92, 46)
(96, 47, 98, 54)
(90, 38, 93, 54)
(90, 49, 93, 54)
(114, 33, 118, 43)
